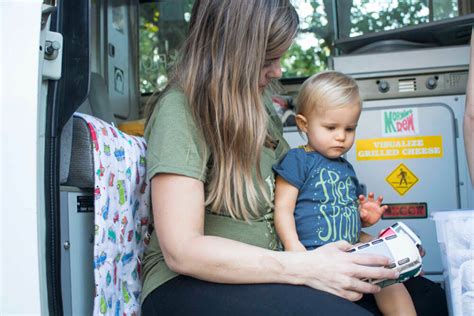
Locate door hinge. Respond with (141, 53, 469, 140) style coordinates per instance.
(42, 31, 63, 80)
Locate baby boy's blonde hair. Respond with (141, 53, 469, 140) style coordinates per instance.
(297, 71, 362, 117)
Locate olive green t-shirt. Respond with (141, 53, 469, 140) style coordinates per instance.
(141, 89, 290, 302)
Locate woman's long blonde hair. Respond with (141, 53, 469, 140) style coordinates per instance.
(159, 0, 298, 220)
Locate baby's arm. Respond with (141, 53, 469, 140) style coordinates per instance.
(359, 192, 388, 227)
(374, 283, 416, 316)
(359, 231, 375, 243)
(274, 176, 306, 252)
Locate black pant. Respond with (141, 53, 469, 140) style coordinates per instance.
(357, 276, 448, 316)
(142, 275, 448, 316)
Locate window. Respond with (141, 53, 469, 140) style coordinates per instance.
(339, 0, 458, 39)
(284, 0, 460, 78)
(139, 0, 193, 94)
(139, 0, 463, 93)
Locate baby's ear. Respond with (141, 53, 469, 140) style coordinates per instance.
(295, 114, 308, 133)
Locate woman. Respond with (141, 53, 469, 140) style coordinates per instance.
(142, 1, 447, 315)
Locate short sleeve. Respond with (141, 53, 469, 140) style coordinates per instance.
(272, 149, 307, 189)
(144, 90, 209, 182)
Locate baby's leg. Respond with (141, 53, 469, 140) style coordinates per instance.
(374, 283, 416, 316)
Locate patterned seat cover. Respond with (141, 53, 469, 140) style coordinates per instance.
(75, 113, 150, 315)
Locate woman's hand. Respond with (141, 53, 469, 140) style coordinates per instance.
(359, 192, 388, 227)
(294, 240, 399, 301)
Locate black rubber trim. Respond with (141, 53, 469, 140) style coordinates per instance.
(279, 77, 308, 85)
(44, 84, 62, 315)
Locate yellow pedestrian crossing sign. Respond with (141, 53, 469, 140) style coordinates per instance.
(386, 163, 418, 196)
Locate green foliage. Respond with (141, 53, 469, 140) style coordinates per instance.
(349, 1, 430, 33)
(139, 1, 193, 93)
(281, 42, 329, 78)
(139, 6, 161, 93)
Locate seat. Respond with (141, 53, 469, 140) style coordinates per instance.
(60, 72, 117, 188)
(59, 73, 150, 315)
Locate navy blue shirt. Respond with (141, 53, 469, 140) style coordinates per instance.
(273, 147, 362, 249)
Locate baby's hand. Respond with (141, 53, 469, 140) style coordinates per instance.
(359, 192, 388, 227)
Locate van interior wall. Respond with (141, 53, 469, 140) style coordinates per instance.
(89, 0, 141, 124)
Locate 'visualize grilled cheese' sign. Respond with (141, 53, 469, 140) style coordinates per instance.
(356, 136, 443, 161)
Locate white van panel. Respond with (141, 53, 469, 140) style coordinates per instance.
(0, 1, 43, 315)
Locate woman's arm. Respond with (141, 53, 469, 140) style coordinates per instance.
(274, 176, 306, 251)
(464, 30, 474, 186)
(152, 173, 400, 301)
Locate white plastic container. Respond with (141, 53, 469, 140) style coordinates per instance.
(432, 210, 474, 316)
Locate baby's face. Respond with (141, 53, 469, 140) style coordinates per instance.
(303, 103, 361, 159)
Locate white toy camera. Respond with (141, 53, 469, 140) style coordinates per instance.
(348, 222, 423, 287)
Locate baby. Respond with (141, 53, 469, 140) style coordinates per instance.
(273, 71, 416, 316)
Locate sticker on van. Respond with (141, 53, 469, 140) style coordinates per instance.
(386, 163, 419, 195)
(356, 136, 443, 161)
(382, 202, 428, 219)
(382, 108, 419, 136)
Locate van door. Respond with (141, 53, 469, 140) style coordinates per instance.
(45, 1, 90, 314)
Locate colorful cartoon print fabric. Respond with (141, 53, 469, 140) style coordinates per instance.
(75, 113, 150, 315)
